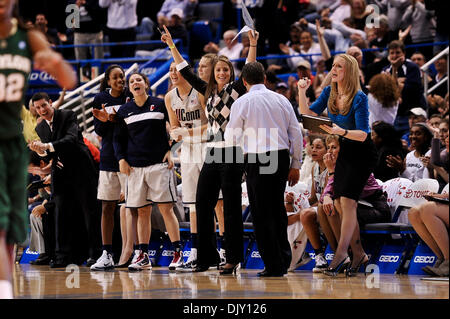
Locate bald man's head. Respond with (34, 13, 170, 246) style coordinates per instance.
(346, 46, 363, 67)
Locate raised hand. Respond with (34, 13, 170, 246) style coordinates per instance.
(161, 25, 174, 47)
(319, 123, 345, 136)
(297, 77, 311, 92)
(386, 154, 405, 173)
(92, 104, 109, 122)
(248, 29, 259, 45)
(315, 19, 325, 38)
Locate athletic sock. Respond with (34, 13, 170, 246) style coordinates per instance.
(102, 245, 113, 254)
(139, 244, 148, 254)
(172, 241, 182, 253)
(314, 247, 325, 256)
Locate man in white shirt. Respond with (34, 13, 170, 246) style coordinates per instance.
(203, 30, 244, 71)
(225, 62, 303, 277)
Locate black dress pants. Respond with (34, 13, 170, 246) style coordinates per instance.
(195, 147, 244, 266)
(245, 150, 291, 273)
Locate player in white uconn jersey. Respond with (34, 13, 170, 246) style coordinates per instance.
(165, 62, 209, 270)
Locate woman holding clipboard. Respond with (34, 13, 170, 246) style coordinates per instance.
(298, 54, 377, 276)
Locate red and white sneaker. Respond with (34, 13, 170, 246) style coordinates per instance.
(169, 251, 184, 271)
(128, 251, 152, 271)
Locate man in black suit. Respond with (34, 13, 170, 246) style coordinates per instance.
(30, 92, 100, 267)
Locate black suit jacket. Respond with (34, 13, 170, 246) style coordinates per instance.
(35, 109, 97, 196)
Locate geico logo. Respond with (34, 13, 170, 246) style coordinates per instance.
(251, 251, 261, 258)
(148, 250, 157, 256)
(161, 250, 174, 257)
(25, 248, 39, 255)
(325, 253, 334, 260)
(379, 255, 400, 263)
(413, 256, 436, 263)
(140, 67, 157, 75)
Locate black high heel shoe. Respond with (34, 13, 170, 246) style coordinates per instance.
(323, 256, 351, 277)
(219, 263, 240, 275)
(346, 254, 369, 277)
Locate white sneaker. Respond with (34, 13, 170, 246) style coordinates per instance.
(179, 248, 197, 271)
(128, 251, 152, 271)
(169, 251, 184, 271)
(219, 248, 226, 267)
(131, 250, 140, 264)
(90, 250, 114, 271)
(312, 253, 328, 273)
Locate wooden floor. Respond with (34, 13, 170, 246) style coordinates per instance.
(12, 264, 449, 299)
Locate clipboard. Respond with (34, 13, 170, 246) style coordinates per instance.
(300, 114, 333, 134)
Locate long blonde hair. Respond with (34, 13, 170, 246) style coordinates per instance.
(328, 54, 361, 116)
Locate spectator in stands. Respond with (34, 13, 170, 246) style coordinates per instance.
(203, 29, 243, 71)
(401, 0, 436, 61)
(422, 120, 449, 191)
(408, 192, 449, 277)
(424, 0, 449, 55)
(373, 0, 410, 35)
(319, 134, 391, 277)
(280, 30, 322, 71)
(34, 13, 59, 46)
(428, 55, 448, 99)
(166, 8, 188, 48)
(368, 15, 395, 60)
(27, 152, 52, 265)
(72, 0, 105, 60)
(312, 58, 328, 97)
(349, 0, 372, 31)
(329, 0, 352, 23)
(383, 40, 426, 136)
(411, 52, 433, 86)
(387, 122, 433, 181)
(99, 0, 138, 58)
(368, 73, 400, 127)
(428, 114, 442, 130)
(22, 100, 41, 144)
(298, 136, 330, 273)
(295, 60, 316, 104)
(113, 72, 183, 271)
(401, 107, 428, 148)
(371, 121, 407, 181)
(157, 0, 198, 26)
(438, 118, 449, 146)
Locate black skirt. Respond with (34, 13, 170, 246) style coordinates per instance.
(333, 135, 377, 201)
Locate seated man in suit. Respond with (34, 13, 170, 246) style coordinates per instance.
(30, 92, 100, 268)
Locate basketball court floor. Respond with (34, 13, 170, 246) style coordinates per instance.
(13, 264, 449, 299)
